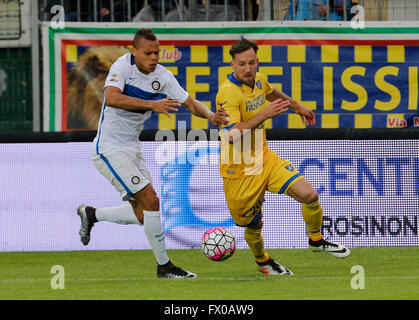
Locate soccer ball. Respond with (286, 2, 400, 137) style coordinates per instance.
(201, 226, 236, 261)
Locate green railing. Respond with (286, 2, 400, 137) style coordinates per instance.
(0, 47, 32, 132)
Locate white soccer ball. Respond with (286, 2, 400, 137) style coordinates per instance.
(201, 227, 236, 261)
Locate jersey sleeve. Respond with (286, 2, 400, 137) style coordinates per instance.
(261, 74, 274, 96)
(104, 59, 129, 92)
(165, 70, 189, 103)
(216, 86, 242, 130)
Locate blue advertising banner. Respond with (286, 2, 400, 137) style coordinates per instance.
(0, 140, 417, 251)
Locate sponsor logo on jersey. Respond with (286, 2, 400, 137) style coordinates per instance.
(152, 80, 161, 91)
(285, 164, 295, 172)
(245, 93, 265, 112)
(217, 101, 227, 109)
(131, 176, 140, 184)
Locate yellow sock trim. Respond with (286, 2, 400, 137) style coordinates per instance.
(302, 200, 323, 241)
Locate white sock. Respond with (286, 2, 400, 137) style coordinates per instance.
(95, 204, 142, 225)
(143, 210, 170, 266)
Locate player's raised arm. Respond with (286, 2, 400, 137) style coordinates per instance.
(266, 87, 316, 126)
(222, 99, 290, 143)
(182, 96, 229, 126)
(105, 86, 180, 117)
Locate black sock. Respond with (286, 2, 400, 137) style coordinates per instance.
(309, 238, 324, 246)
(157, 261, 173, 272)
(85, 206, 98, 223)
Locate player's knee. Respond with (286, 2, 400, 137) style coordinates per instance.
(134, 185, 160, 211)
(246, 217, 263, 229)
(134, 194, 160, 211)
(303, 190, 319, 205)
(129, 202, 144, 224)
(144, 196, 160, 211)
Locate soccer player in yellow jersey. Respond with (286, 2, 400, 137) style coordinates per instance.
(216, 37, 350, 275)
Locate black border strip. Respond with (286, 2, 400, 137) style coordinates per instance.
(0, 128, 418, 143)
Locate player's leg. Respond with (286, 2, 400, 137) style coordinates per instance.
(86, 203, 142, 225)
(224, 172, 292, 275)
(132, 183, 168, 266)
(286, 178, 350, 258)
(77, 203, 141, 246)
(78, 152, 146, 245)
(266, 151, 350, 258)
(132, 183, 197, 278)
(223, 177, 266, 260)
(132, 184, 169, 266)
(128, 200, 144, 224)
(80, 151, 197, 278)
(244, 218, 268, 263)
(83, 198, 145, 234)
(245, 217, 293, 275)
(286, 178, 322, 241)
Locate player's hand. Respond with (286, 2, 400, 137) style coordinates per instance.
(208, 108, 230, 126)
(294, 104, 316, 126)
(263, 99, 290, 120)
(151, 96, 180, 118)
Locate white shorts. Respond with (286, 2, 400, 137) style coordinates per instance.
(93, 150, 152, 201)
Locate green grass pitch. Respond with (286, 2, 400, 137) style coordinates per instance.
(0, 247, 417, 300)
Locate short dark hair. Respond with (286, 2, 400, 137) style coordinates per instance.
(229, 36, 258, 59)
(133, 28, 157, 48)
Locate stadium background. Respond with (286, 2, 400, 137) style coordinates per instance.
(0, 0, 418, 252)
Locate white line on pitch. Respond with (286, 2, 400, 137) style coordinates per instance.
(0, 275, 418, 282)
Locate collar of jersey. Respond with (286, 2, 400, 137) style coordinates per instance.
(227, 73, 242, 86)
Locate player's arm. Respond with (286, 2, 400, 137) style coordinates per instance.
(222, 98, 290, 143)
(182, 96, 229, 126)
(105, 86, 180, 118)
(266, 87, 316, 126)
